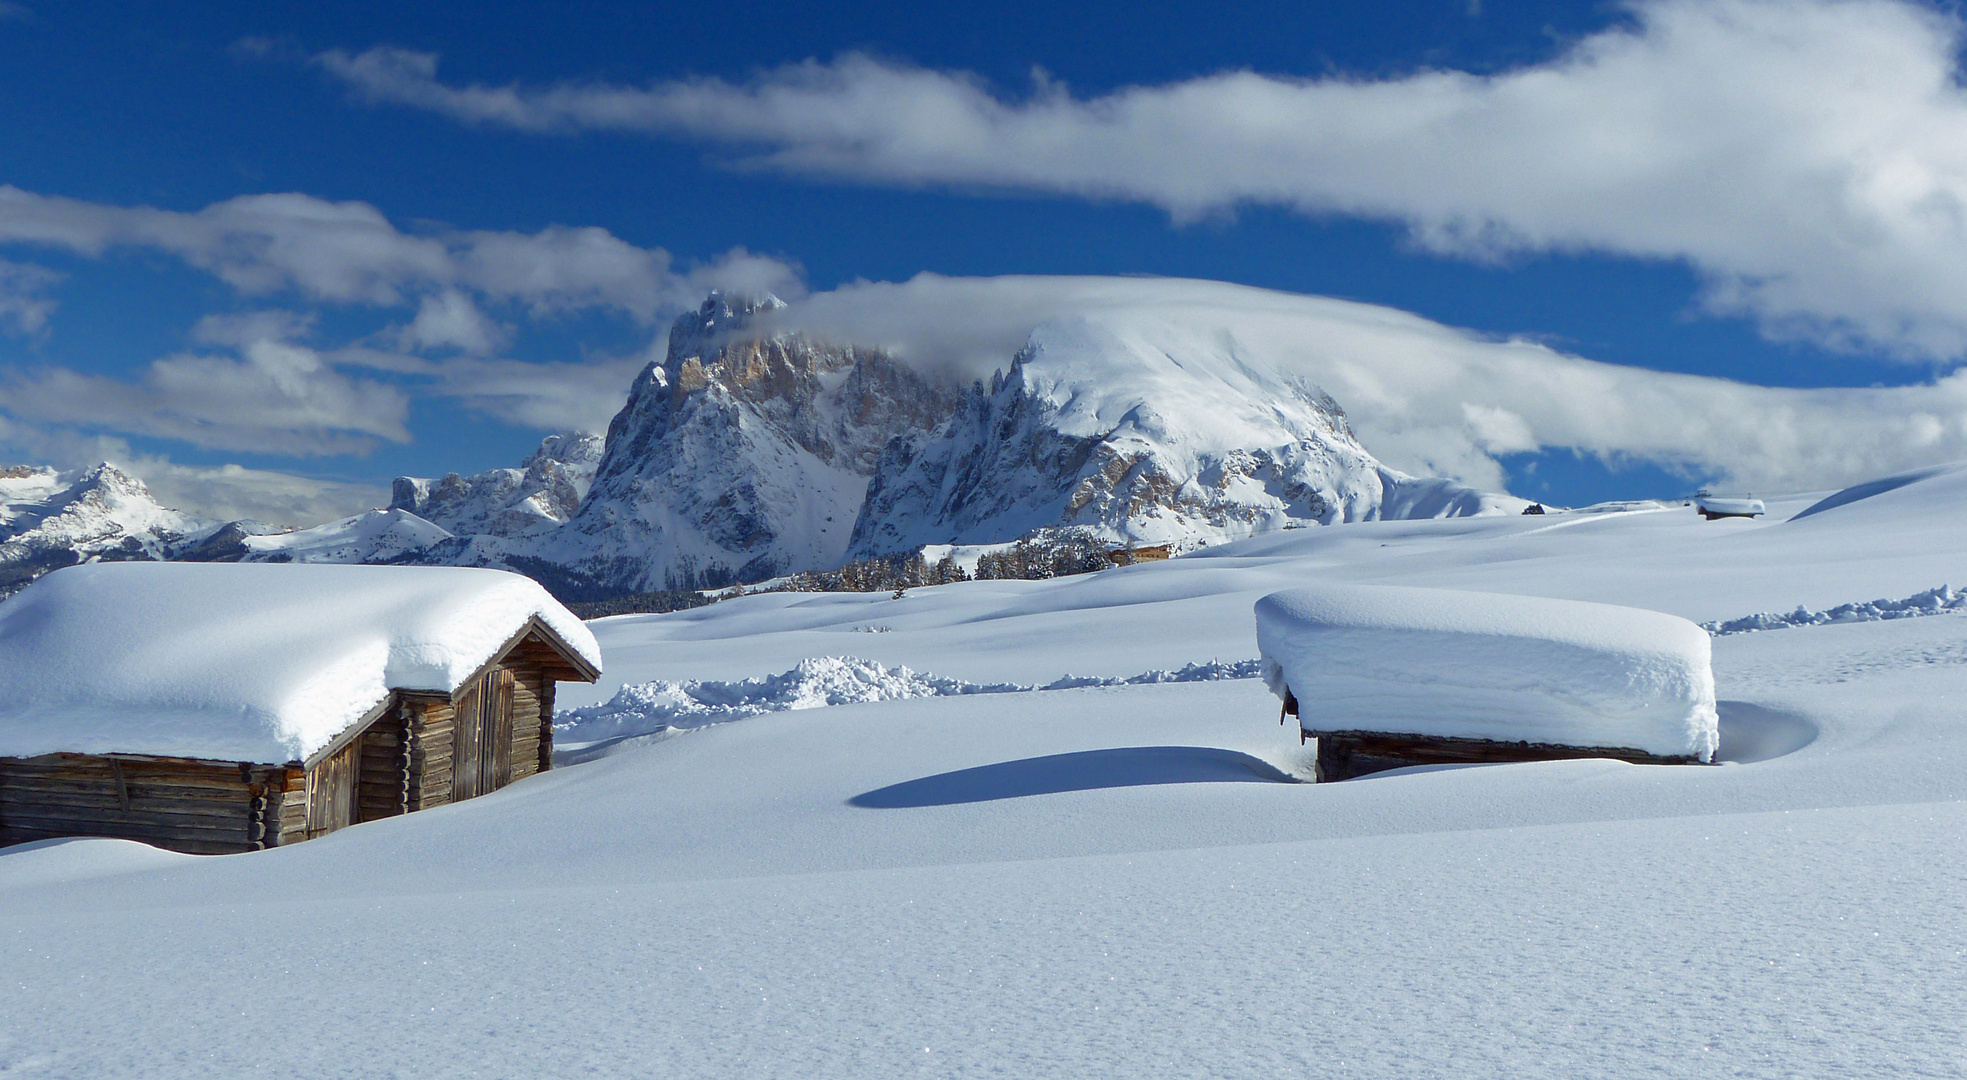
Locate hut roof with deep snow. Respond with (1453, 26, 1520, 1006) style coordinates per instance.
(0, 562, 600, 764)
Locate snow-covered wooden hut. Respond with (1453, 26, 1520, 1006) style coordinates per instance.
(0, 563, 600, 853)
(1255, 583, 1717, 782)
(1694, 494, 1765, 520)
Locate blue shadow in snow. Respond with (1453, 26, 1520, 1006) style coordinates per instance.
(849, 746, 1300, 808)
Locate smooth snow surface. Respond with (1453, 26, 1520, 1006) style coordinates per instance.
(8, 472, 1967, 1078)
(1256, 583, 1718, 759)
(0, 562, 598, 763)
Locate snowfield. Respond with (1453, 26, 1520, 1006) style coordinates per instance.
(6, 464, 1967, 1077)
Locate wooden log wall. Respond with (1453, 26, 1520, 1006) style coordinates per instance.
(510, 667, 547, 782)
(4, 649, 583, 854)
(404, 694, 455, 812)
(1308, 729, 1702, 783)
(356, 715, 408, 824)
(0, 754, 300, 855)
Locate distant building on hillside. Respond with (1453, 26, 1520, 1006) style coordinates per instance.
(1694, 490, 1766, 520)
(0, 563, 599, 854)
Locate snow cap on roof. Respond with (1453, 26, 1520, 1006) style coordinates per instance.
(1255, 583, 1717, 761)
(0, 562, 601, 764)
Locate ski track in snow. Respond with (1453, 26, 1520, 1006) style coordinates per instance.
(556, 656, 1264, 747)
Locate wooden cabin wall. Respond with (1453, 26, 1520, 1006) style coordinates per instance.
(0, 754, 300, 855)
(394, 661, 557, 816)
(356, 718, 408, 824)
(404, 695, 455, 812)
(2, 649, 577, 854)
(451, 669, 516, 802)
(510, 667, 549, 781)
(305, 739, 361, 837)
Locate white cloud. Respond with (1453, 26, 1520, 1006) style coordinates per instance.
(770, 274, 1967, 493)
(0, 186, 799, 459)
(127, 459, 386, 526)
(189, 309, 315, 347)
(0, 258, 58, 335)
(422, 353, 648, 433)
(0, 337, 411, 456)
(0, 185, 798, 324)
(325, 0, 1967, 359)
(400, 289, 505, 354)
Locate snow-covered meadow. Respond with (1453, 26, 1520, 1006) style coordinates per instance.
(6, 466, 1967, 1077)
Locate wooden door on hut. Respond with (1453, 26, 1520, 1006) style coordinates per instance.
(306, 739, 361, 837)
(452, 668, 516, 802)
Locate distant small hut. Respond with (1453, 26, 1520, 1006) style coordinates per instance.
(1693, 489, 1765, 521)
(1106, 544, 1174, 567)
(0, 563, 600, 853)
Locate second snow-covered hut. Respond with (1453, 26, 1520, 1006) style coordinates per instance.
(0, 562, 600, 853)
(1255, 583, 1717, 781)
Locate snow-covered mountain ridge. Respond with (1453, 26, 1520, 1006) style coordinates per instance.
(0, 464, 210, 594)
(522, 293, 961, 593)
(430, 292, 1518, 595)
(849, 314, 1517, 558)
(390, 432, 602, 538)
(0, 292, 1524, 598)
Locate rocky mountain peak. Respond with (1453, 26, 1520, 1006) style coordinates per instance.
(1, 461, 205, 594)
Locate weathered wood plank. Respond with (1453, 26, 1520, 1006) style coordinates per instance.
(0, 811, 249, 838)
(0, 793, 252, 819)
(1304, 729, 1704, 782)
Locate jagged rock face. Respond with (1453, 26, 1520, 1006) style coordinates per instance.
(391, 432, 603, 538)
(848, 317, 1512, 558)
(0, 464, 204, 592)
(559, 293, 959, 592)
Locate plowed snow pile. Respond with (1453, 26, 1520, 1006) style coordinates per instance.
(558, 656, 1263, 747)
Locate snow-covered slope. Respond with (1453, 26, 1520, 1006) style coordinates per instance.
(543, 293, 959, 592)
(390, 432, 602, 538)
(239, 507, 453, 564)
(0, 463, 209, 593)
(851, 315, 1519, 557)
(10, 464, 1967, 1077)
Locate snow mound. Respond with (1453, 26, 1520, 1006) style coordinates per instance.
(1789, 462, 1965, 520)
(0, 562, 599, 764)
(557, 656, 1262, 746)
(1702, 585, 1966, 636)
(1255, 583, 1717, 761)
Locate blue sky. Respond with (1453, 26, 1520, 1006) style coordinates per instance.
(3, 0, 1967, 520)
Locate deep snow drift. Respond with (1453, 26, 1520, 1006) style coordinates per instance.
(1255, 583, 1718, 759)
(6, 463, 1967, 1078)
(0, 562, 597, 762)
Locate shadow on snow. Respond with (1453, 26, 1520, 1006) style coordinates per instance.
(850, 746, 1299, 808)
